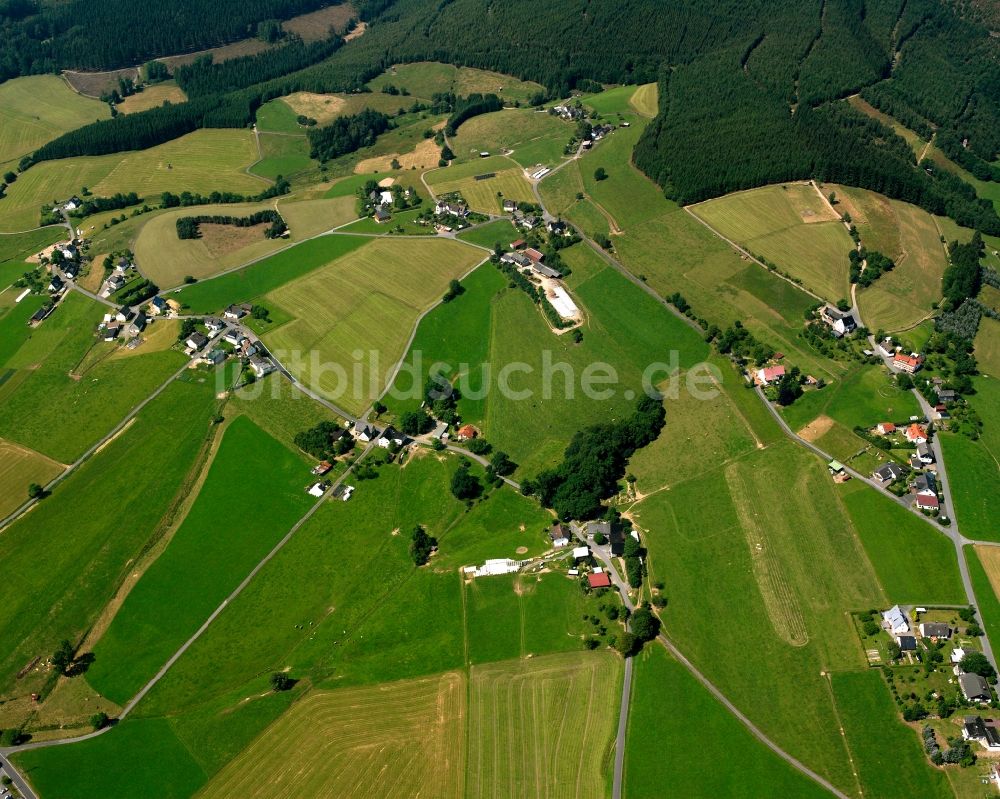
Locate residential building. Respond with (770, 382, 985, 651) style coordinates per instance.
(224, 303, 248, 320)
(893, 352, 924, 373)
(952, 647, 970, 665)
(915, 442, 934, 465)
(549, 524, 570, 548)
(872, 462, 905, 485)
(962, 717, 1000, 751)
(222, 330, 246, 347)
(353, 421, 377, 442)
(376, 426, 405, 449)
(912, 472, 937, 496)
(960, 673, 991, 703)
(915, 493, 940, 511)
(904, 424, 928, 444)
(588, 572, 612, 589)
(898, 635, 917, 652)
(185, 332, 208, 351)
(882, 605, 909, 635)
(547, 220, 569, 236)
(128, 311, 147, 336)
(148, 296, 168, 315)
(115, 305, 134, 323)
(374, 208, 391, 223)
(572, 546, 590, 560)
(502, 200, 516, 213)
(248, 354, 275, 378)
(204, 317, 225, 335)
(456, 424, 477, 440)
(307, 481, 329, 498)
(876, 422, 896, 436)
(820, 305, 858, 337)
(103, 321, 121, 341)
(755, 365, 785, 385)
(919, 622, 951, 639)
(935, 387, 956, 403)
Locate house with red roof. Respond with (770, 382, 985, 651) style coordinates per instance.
(524, 247, 545, 264)
(915, 493, 940, 510)
(904, 424, 928, 444)
(893, 352, 924, 373)
(755, 365, 786, 385)
(876, 422, 896, 436)
(456, 424, 478, 441)
(587, 571, 612, 589)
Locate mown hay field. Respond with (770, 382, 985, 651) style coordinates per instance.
(116, 82, 187, 114)
(0, 129, 266, 232)
(0, 438, 64, 518)
(466, 651, 621, 799)
(690, 183, 853, 302)
(367, 61, 544, 103)
(263, 237, 483, 413)
(198, 671, 466, 799)
(450, 109, 570, 165)
(0, 76, 108, 167)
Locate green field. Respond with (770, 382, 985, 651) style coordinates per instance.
(624, 647, 832, 798)
(691, 184, 853, 303)
(456, 218, 516, 250)
(0, 76, 108, 168)
(0, 438, 63, 518)
(0, 130, 267, 232)
(0, 376, 220, 699)
(171, 233, 368, 313)
(975, 315, 1000, 375)
(255, 97, 307, 134)
(466, 652, 621, 799)
(0, 292, 187, 462)
(425, 156, 536, 213)
(263, 237, 483, 414)
(833, 185, 948, 331)
(968, 546, 1000, 660)
(367, 62, 544, 104)
(839, 481, 966, 603)
(830, 670, 953, 799)
(86, 416, 315, 704)
(199, 671, 466, 799)
(450, 108, 570, 166)
(630, 435, 888, 792)
(250, 131, 314, 180)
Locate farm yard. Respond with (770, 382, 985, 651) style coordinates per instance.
(689, 183, 853, 303)
(0, 76, 108, 168)
(425, 156, 536, 214)
(263, 237, 484, 414)
(198, 672, 466, 799)
(0, 129, 266, 232)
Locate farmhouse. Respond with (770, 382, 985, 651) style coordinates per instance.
(587, 572, 612, 589)
(524, 247, 545, 264)
(435, 201, 468, 218)
(893, 352, 924, 373)
(872, 462, 904, 485)
(456, 424, 478, 441)
(755, 365, 785, 385)
(48, 275, 64, 294)
(962, 717, 1000, 751)
(549, 524, 570, 547)
(353, 421, 377, 442)
(547, 220, 569, 236)
(819, 305, 857, 337)
(919, 622, 951, 640)
(904, 424, 928, 444)
(374, 208, 391, 224)
(960, 673, 992, 703)
(876, 422, 896, 436)
(502, 200, 516, 214)
(882, 605, 909, 635)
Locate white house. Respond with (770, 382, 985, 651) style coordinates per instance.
(376, 426, 405, 449)
(307, 481, 328, 498)
(572, 546, 590, 561)
(353, 421, 377, 442)
(882, 605, 909, 635)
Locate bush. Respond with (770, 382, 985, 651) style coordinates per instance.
(409, 525, 437, 565)
(269, 672, 293, 692)
(90, 711, 110, 730)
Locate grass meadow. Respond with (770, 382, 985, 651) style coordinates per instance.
(830, 670, 953, 799)
(250, 131, 314, 180)
(691, 183, 853, 302)
(629, 438, 888, 793)
(0, 377, 220, 698)
(456, 219, 516, 250)
(198, 672, 466, 799)
(0, 438, 63, 518)
(450, 109, 570, 165)
(833, 185, 948, 331)
(366, 62, 544, 104)
(0, 130, 266, 232)
(263, 237, 483, 414)
(624, 647, 832, 798)
(115, 81, 187, 114)
(465, 652, 621, 799)
(86, 416, 315, 704)
(969, 546, 1000, 658)
(975, 316, 1000, 375)
(170, 233, 368, 313)
(0, 292, 186, 462)
(0, 76, 108, 168)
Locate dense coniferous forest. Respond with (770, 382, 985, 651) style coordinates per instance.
(10, 0, 1000, 225)
(0, 0, 343, 80)
(307, 109, 391, 160)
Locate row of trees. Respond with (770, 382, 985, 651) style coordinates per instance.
(175, 209, 287, 239)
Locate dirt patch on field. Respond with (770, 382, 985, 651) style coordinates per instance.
(797, 414, 835, 442)
(283, 92, 347, 124)
(283, 4, 357, 41)
(354, 138, 441, 174)
(28, 241, 70, 264)
(63, 68, 139, 98)
(198, 222, 268, 258)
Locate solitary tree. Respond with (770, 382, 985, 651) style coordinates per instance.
(594, 167, 608, 181)
(270, 672, 293, 692)
(27, 482, 44, 499)
(409, 525, 437, 565)
(450, 462, 482, 500)
(90, 711, 110, 730)
(52, 639, 75, 675)
(615, 632, 639, 657)
(630, 607, 661, 642)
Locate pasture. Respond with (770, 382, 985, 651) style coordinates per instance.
(690, 183, 853, 302)
(832, 185, 948, 330)
(86, 416, 315, 704)
(0, 377, 220, 700)
(582, 85, 643, 117)
(456, 218, 516, 250)
(425, 157, 536, 213)
(199, 672, 466, 799)
(466, 651, 621, 799)
(263, 237, 483, 414)
(624, 647, 831, 798)
(171, 233, 368, 313)
(0, 438, 63, 518)
(839, 481, 965, 603)
(0, 292, 186, 462)
(0, 129, 266, 232)
(629, 439, 887, 792)
(449, 109, 570, 165)
(250, 132, 314, 179)
(975, 316, 1000, 375)
(0, 76, 108, 167)
(116, 82, 187, 114)
(969, 547, 1000, 666)
(367, 62, 544, 104)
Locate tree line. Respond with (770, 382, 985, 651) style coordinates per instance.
(176, 209, 287, 239)
(445, 93, 502, 136)
(307, 108, 391, 161)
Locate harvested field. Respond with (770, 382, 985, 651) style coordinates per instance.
(798, 414, 835, 442)
(117, 82, 187, 114)
(629, 82, 659, 117)
(198, 222, 270, 258)
(354, 137, 442, 173)
(198, 671, 466, 799)
(282, 3, 356, 40)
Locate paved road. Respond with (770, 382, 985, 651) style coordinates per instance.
(0, 754, 37, 799)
